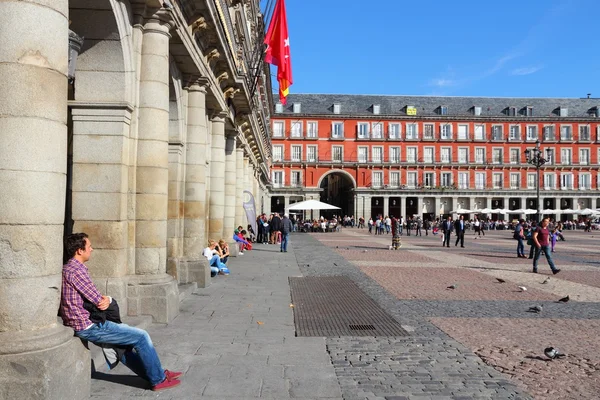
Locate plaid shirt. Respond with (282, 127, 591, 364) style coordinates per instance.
(59, 258, 102, 332)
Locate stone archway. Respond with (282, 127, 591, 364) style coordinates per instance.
(317, 170, 356, 217)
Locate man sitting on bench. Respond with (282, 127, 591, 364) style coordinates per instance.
(59, 233, 182, 391)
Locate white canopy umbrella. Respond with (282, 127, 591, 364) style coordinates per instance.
(287, 199, 341, 211)
(491, 208, 504, 213)
(560, 208, 575, 214)
(579, 208, 599, 216)
(450, 208, 472, 214)
(477, 208, 492, 214)
(542, 209, 559, 214)
(524, 209, 538, 214)
(511, 209, 537, 215)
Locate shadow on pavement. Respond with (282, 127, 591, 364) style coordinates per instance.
(92, 371, 149, 389)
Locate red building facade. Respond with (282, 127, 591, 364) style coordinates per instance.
(269, 94, 600, 221)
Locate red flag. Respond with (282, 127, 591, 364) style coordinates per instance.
(264, 0, 293, 104)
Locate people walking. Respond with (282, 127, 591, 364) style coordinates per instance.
(532, 217, 561, 275)
(442, 216, 453, 247)
(280, 214, 293, 252)
(415, 218, 422, 236)
(391, 216, 402, 250)
(454, 215, 466, 247)
(514, 219, 526, 258)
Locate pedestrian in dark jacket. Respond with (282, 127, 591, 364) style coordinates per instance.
(280, 214, 294, 252)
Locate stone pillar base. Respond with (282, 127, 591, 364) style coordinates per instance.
(179, 257, 211, 288)
(229, 240, 240, 257)
(127, 274, 179, 323)
(0, 327, 90, 400)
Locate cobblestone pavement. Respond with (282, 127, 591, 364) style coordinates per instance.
(296, 228, 600, 400)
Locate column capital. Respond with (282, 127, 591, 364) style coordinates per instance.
(184, 75, 210, 91)
(210, 110, 228, 122)
(143, 8, 175, 36)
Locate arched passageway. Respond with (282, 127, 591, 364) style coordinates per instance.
(319, 171, 355, 218)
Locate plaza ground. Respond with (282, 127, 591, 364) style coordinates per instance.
(91, 229, 600, 399)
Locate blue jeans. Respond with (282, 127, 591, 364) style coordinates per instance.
(75, 321, 164, 385)
(280, 233, 290, 252)
(209, 255, 226, 271)
(533, 245, 557, 272)
(516, 237, 524, 256)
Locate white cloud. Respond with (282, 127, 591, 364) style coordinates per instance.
(429, 78, 456, 87)
(511, 66, 543, 76)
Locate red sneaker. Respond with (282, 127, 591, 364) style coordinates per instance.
(165, 370, 183, 380)
(152, 377, 181, 391)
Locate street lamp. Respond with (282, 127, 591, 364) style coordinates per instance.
(524, 140, 551, 222)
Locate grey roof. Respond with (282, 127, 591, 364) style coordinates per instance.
(276, 93, 600, 118)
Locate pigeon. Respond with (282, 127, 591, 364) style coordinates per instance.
(333, 263, 338, 266)
(557, 295, 570, 303)
(528, 305, 543, 313)
(363, 250, 368, 253)
(541, 277, 550, 284)
(544, 347, 566, 360)
(336, 246, 339, 249)
(496, 278, 506, 283)
(447, 284, 458, 290)
(518, 286, 527, 292)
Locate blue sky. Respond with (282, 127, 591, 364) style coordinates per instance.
(262, 0, 599, 98)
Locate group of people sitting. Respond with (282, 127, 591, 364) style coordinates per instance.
(203, 226, 254, 277)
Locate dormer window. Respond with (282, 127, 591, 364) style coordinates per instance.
(293, 103, 301, 113)
(275, 103, 283, 113)
(406, 106, 417, 116)
(373, 104, 380, 115)
(526, 106, 534, 117)
(473, 106, 482, 116)
(439, 106, 448, 115)
(559, 107, 568, 117)
(333, 103, 341, 114)
(507, 106, 517, 116)
(596, 107, 600, 118)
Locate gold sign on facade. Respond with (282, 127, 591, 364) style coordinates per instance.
(406, 106, 417, 116)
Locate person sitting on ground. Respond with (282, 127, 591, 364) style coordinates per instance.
(232, 229, 250, 254)
(217, 239, 230, 264)
(203, 239, 229, 275)
(59, 233, 182, 391)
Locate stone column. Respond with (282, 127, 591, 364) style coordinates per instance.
(383, 196, 390, 217)
(130, 9, 178, 324)
(224, 133, 238, 254)
(0, 2, 90, 398)
(434, 198, 441, 219)
(235, 147, 245, 228)
(208, 112, 227, 240)
(181, 78, 210, 287)
(400, 196, 407, 219)
(417, 197, 424, 218)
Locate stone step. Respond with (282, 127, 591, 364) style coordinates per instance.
(178, 282, 198, 302)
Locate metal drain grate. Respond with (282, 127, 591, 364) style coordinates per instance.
(289, 276, 409, 337)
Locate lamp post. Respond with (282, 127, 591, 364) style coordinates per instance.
(524, 140, 551, 222)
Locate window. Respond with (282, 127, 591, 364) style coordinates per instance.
(372, 147, 383, 163)
(510, 173, 520, 189)
(440, 147, 451, 163)
(545, 148, 554, 165)
(544, 173, 556, 190)
(272, 121, 284, 137)
(559, 107, 568, 117)
(357, 147, 368, 163)
(580, 173, 591, 190)
(526, 126, 538, 141)
(307, 146, 317, 162)
(291, 121, 302, 138)
(474, 106, 482, 116)
(457, 124, 469, 140)
(333, 103, 341, 114)
(527, 173, 536, 189)
(275, 103, 284, 113)
(389, 172, 400, 187)
(493, 173, 503, 189)
(272, 171, 284, 187)
(509, 125, 521, 140)
(474, 124, 485, 140)
(291, 171, 301, 186)
(407, 171, 417, 188)
(580, 125, 591, 141)
(406, 147, 417, 163)
(492, 148, 503, 164)
(544, 125, 555, 141)
(580, 148, 590, 165)
(272, 145, 283, 161)
(458, 172, 469, 189)
(440, 106, 448, 115)
(561, 173, 573, 190)
(357, 122, 369, 139)
(372, 171, 383, 188)
(388, 123, 401, 139)
(373, 104, 381, 115)
(423, 147, 434, 163)
(492, 125, 503, 140)
(423, 172, 434, 187)
(372, 122, 383, 139)
(440, 124, 452, 140)
(507, 106, 517, 116)
(441, 172, 452, 187)
(475, 148, 485, 164)
(510, 148, 520, 164)
(526, 106, 534, 117)
(332, 146, 343, 162)
(458, 148, 468, 164)
(475, 172, 486, 189)
(560, 125, 572, 141)
(293, 103, 301, 113)
(406, 123, 418, 139)
(561, 148, 572, 165)
(389, 147, 400, 163)
(331, 122, 344, 138)
(307, 121, 318, 138)
(423, 124, 434, 139)
(291, 145, 302, 161)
